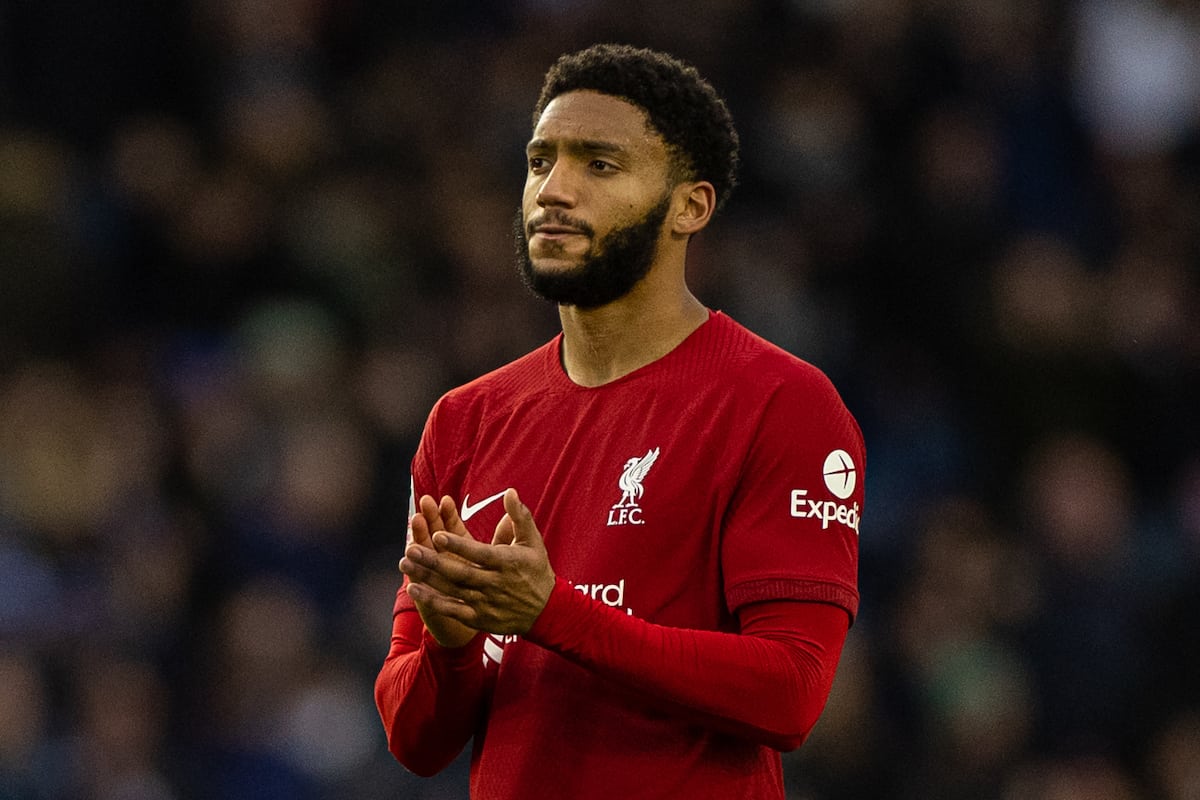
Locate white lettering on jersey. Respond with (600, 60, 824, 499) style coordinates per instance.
(791, 489, 861, 534)
(481, 581, 637, 668)
(789, 450, 862, 534)
(571, 579, 635, 616)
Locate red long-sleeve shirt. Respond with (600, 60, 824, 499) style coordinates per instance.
(377, 585, 849, 789)
(377, 312, 863, 798)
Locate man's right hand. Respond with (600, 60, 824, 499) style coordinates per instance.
(402, 494, 480, 649)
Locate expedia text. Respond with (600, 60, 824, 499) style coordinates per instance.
(790, 489, 861, 534)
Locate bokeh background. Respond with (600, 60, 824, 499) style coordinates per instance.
(1, 1, 1199, 798)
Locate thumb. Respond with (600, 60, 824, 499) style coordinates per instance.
(503, 488, 541, 546)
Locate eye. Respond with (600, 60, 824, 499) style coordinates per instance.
(528, 156, 549, 173)
(590, 160, 615, 172)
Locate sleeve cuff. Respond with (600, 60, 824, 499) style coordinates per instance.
(525, 577, 590, 649)
(727, 577, 859, 623)
(421, 628, 485, 669)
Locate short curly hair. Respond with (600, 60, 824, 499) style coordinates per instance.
(533, 44, 740, 211)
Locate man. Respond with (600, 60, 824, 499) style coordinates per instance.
(376, 43, 864, 799)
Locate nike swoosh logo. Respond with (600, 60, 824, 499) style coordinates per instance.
(461, 490, 507, 521)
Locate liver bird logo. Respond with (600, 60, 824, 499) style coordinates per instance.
(615, 447, 659, 508)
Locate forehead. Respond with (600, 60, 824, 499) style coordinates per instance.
(531, 90, 666, 157)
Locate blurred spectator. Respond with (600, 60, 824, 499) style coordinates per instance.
(1146, 709, 1200, 800)
(1072, 0, 1200, 157)
(1002, 754, 1143, 800)
(0, 652, 51, 799)
(70, 655, 178, 800)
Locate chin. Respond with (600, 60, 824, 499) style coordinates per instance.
(529, 256, 581, 274)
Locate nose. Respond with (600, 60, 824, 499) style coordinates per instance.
(534, 161, 577, 208)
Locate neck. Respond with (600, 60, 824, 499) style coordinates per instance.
(558, 273, 709, 387)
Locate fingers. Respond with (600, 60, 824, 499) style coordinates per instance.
(408, 493, 456, 554)
(409, 506, 433, 550)
(409, 495, 445, 551)
(419, 494, 445, 531)
(432, 529, 505, 568)
(407, 487, 540, 570)
(403, 525, 519, 598)
(402, 542, 487, 590)
(406, 583, 479, 627)
(410, 494, 474, 552)
(404, 489, 551, 637)
(404, 488, 554, 636)
(402, 559, 489, 613)
(438, 495, 469, 536)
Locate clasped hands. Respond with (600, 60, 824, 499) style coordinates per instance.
(400, 488, 556, 649)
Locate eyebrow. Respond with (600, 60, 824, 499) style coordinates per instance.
(525, 137, 629, 158)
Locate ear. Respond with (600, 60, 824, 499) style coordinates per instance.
(670, 181, 716, 237)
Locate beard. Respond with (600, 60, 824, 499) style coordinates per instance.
(514, 193, 672, 309)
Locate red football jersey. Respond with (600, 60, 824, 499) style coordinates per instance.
(382, 310, 863, 798)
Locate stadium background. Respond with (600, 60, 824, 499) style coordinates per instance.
(1, 1, 1198, 798)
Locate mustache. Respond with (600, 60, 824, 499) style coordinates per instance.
(525, 210, 595, 238)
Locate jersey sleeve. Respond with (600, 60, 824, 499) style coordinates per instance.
(375, 601, 487, 775)
(376, 398, 488, 775)
(526, 581, 849, 751)
(721, 366, 863, 620)
(392, 416, 439, 618)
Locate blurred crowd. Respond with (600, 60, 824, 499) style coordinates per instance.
(1, 1, 1198, 798)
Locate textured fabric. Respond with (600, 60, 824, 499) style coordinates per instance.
(376, 310, 864, 799)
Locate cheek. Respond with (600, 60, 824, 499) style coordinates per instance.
(522, 176, 543, 205)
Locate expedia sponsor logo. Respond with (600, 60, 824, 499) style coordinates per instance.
(822, 449, 857, 499)
(790, 449, 861, 535)
(790, 490, 861, 534)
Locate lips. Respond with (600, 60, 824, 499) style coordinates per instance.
(527, 212, 591, 239)
(532, 224, 585, 236)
